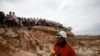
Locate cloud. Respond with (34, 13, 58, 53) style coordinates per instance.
(76, 23, 100, 35)
(57, 0, 100, 34)
(0, 0, 100, 35)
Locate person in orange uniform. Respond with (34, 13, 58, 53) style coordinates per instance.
(50, 31, 76, 56)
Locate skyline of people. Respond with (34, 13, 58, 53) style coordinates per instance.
(0, 11, 64, 28)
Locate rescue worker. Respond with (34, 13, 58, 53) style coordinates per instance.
(50, 31, 76, 56)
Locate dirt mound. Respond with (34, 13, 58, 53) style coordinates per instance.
(1, 26, 99, 56)
(0, 26, 75, 56)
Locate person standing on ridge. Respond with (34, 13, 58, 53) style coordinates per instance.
(6, 11, 14, 27)
(50, 31, 76, 56)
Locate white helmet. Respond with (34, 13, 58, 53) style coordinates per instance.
(56, 31, 67, 38)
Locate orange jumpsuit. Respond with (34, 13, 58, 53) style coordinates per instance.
(53, 42, 76, 56)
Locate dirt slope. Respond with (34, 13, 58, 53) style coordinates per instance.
(0, 26, 99, 56)
(0, 26, 75, 56)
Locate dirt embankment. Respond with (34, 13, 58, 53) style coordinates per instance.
(0, 26, 100, 56)
(0, 26, 75, 56)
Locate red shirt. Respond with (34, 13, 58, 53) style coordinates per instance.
(54, 42, 76, 56)
(6, 14, 13, 21)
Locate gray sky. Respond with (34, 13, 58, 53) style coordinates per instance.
(0, 0, 100, 35)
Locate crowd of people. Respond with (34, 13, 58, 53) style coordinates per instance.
(0, 11, 64, 28)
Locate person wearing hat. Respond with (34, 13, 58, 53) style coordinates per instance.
(50, 31, 76, 56)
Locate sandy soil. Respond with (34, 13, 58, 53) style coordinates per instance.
(0, 26, 100, 56)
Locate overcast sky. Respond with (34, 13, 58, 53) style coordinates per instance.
(0, 0, 100, 35)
